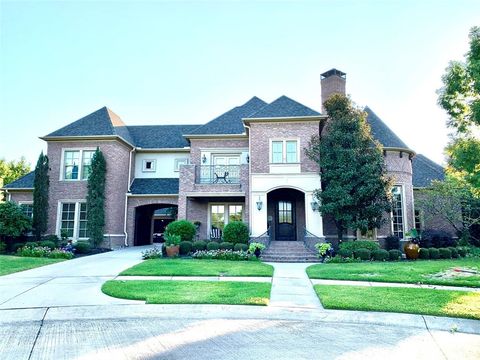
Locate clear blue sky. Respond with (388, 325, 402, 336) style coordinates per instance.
(1, 0, 478, 167)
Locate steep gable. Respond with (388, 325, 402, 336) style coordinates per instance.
(247, 95, 320, 118)
(365, 106, 409, 149)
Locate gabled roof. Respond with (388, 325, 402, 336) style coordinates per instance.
(186, 97, 268, 136)
(127, 125, 198, 148)
(3, 171, 35, 189)
(247, 95, 321, 118)
(45, 107, 135, 144)
(412, 154, 445, 188)
(129, 178, 179, 195)
(365, 106, 409, 149)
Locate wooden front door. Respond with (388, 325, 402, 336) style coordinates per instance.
(276, 200, 296, 241)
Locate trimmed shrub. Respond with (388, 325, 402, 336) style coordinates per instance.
(24, 241, 38, 248)
(179, 241, 193, 255)
(457, 247, 467, 257)
(325, 255, 362, 263)
(206, 242, 220, 251)
(165, 220, 196, 242)
(371, 249, 389, 261)
(222, 221, 249, 244)
(388, 249, 402, 261)
(234, 243, 248, 252)
(219, 242, 234, 250)
(193, 240, 207, 251)
(448, 247, 459, 258)
(17, 246, 50, 258)
(74, 241, 92, 254)
(354, 248, 371, 261)
(384, 235, 400, 251)
(438, 247, 452, 259)
(420, 229, 456, 248)
(39, 240, 56, 250)
(337, 248, 353, 258)
(429, 247, 440, 259)
(192, 249, 251, 261)
(418, 248, 430, 259)
(48, 249, 74, 259)
(42, 235, 59, 245)
(339, 241, 379, 252)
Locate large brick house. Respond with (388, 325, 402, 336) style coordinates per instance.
(2, 69, 448, 249)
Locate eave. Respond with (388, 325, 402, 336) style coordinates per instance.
(40, 135, 135, 149)
(243, 115, 326, 125)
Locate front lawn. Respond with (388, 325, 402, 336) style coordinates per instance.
(120, 259, 274, 277)
(307, 259, 480, 287)
(102, 280, 271, 305)
(314, 285, 480, 320)
(0, 255, 64, 276)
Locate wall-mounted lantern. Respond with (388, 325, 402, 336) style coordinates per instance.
(202, 154, 207, 164)
(310, 200, 320, 212)
(256, 197, 263, 211)
(246, 154, 250, 163)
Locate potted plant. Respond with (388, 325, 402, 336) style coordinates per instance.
(164, 233, 181, 257)
(404, 228, 420, 260)
(248, 242, 266, 258)
(315, 242, 334, 262)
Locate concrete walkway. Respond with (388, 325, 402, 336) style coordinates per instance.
(0, 246, 149, 309)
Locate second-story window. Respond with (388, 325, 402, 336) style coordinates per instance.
(142, 159, 156, 172)
(271, 140, 298, 163)
(63, 150, 95, 180)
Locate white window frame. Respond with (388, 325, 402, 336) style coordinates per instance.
(142, 159, 156, 172)
(18, 201, 34, 219)
(60, 148, 96, 181)
(207, 202, 244, 237)
(56, 200, 89, 240)
(391, 184, 406, 239)
(269, 139, 300, 164)
(174, 158, 189, 172)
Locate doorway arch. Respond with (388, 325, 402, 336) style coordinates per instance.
(267, 188, 305, 241)
(134, 204, 177, 246)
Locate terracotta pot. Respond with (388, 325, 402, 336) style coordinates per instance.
(404, 242, 420, 260)
(166, 245, 180, 257)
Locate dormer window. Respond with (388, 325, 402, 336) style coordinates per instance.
(142, 159, 156, 172)
(63, 149, 95, 180)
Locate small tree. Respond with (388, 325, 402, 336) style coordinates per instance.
(0, 201, 32, 246)
(86, 148, 106, 247)
(306, 94, 392, 241)
(33, 152, 49, 240)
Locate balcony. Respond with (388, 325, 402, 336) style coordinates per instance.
(195, 165, 241, 184)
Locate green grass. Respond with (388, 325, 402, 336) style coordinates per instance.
(307, 258, 480, 287)
(120, 259, 274, 277)
(102, 280, 271, 305)
(314, 285, 480, 320)
(0, 255, 64, 276)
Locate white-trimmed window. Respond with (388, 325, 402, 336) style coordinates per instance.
(209, 203, 244, 238)
(391, 185, 404, 238)
(271, 139, 299, 163)
(20, 203, 34, 219)
(59, 202, 88, 239)
(142, 159, 156, 172)
(63, 149, 95, 180)
(174, 158, 189, 171)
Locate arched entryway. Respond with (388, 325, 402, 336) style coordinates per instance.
(134, 204, 177, 246)
(267, 188, 305, 241)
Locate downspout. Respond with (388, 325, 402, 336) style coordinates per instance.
(244, 124, 252, 237)
(123, 147, 135, 247)
(5, 189, 11, 201)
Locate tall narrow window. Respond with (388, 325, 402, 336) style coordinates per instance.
(391, 186, 404, 238)
(61, 203, 76, 237)
(414, 209, 422, 232)
(272, 141, 283, 163)
(82, 150, 95, 180)
(60, 202, 88, 239)
(286, 141, 298, 163)
(64, 151, 80, 180)
(78, 203, 89, 238)
(228, 205, 243, 222)
(211, 205, 225, 231)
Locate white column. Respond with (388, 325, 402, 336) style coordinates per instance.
(305, 192, 324, 237)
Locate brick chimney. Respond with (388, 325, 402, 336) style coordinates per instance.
(321, 68, 346, 112)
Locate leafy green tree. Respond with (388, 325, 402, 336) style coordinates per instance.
(306, 94, 392, 241)
(438, 26, 480, 194)
(86, 148, 106, 247)
(0, 201, 32, 241)
(0, 157, 31, 186)
(33, 152, 49, 240)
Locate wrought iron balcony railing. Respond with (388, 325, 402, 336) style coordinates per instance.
(195, 165, 241, 184)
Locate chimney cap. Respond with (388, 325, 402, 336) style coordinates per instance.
(321, 68, 346, 79)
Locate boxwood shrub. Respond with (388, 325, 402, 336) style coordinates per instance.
(448, 247, 459, 258)
(429, 247, 440, 259)
(234, 243, 248, 252)
(219, 242, 234, 250)
(388, 249, 402, 261)
(74, 241, 92, 254)
(439, 247, 452, 259)
(384, 235, 400, 251)
(337, 248, 353, 258)
(354, 248, 371, 260)
(418, 248, 430, 259)
(457, 247, 467, 257)
(179, 241, 193, 255)
(206, 242, 220, 251)
(38, 240, 56, 250)
(165, 220, 196, 242)
(222, 221, 249, 244)
(371, 249, 389, 261)
(193, 240, 207, 251)
(339, 241, 379, 252)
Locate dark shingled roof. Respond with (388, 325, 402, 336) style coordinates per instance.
(247, 95, 320, 118)
(127, 125, 198, 148)
(3, 171, 35, 189)
(187, 97, 268, 135)
(129, 178, 179, 195)
(365, 106, 409, 149)
(412, 154, 445, 188)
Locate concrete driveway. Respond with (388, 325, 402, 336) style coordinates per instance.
(0, 246, 149, 309)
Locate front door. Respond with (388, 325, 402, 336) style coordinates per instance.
(276, 200, 296, 241)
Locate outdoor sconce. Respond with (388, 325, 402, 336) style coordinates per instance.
(310, 200, 320, 212)
(246, 154, 250, 163)
(256, 197, 263, 211)
(202, 154, 207, 164)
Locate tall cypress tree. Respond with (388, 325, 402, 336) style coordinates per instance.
(87, 148, 106, 247)
(306, 94, 392, 242)
(33, 152, 49, 240)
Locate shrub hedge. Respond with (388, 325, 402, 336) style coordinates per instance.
(371, 249, 389, 261)
(384, 235, 400, 251)
(448, 247, 459, 258)
(418, 248, 430, 259)
(354, 248, 371, 260)
(337, 248, 353, 258)
(429, 248, 440, 259)
(457, 247, 467, 257)
(439, 247, 452, 259)
(233, 243, 248, 252)
(74, 241, 92, 254)
(420, 229, 456, 248)
(206, 242, 220, 251)
(339, 241, 379, 252)
(193, 240, 207, 251)
(165, 220, 196, 242)
(222, 221, 249, 244)
(388, 249, 402, 261)
(179, 241, 193, 255)
(219, 242, 234, 250)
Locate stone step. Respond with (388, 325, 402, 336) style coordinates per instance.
(261, 256, 320, 263)
(262, 251, 316, 256)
